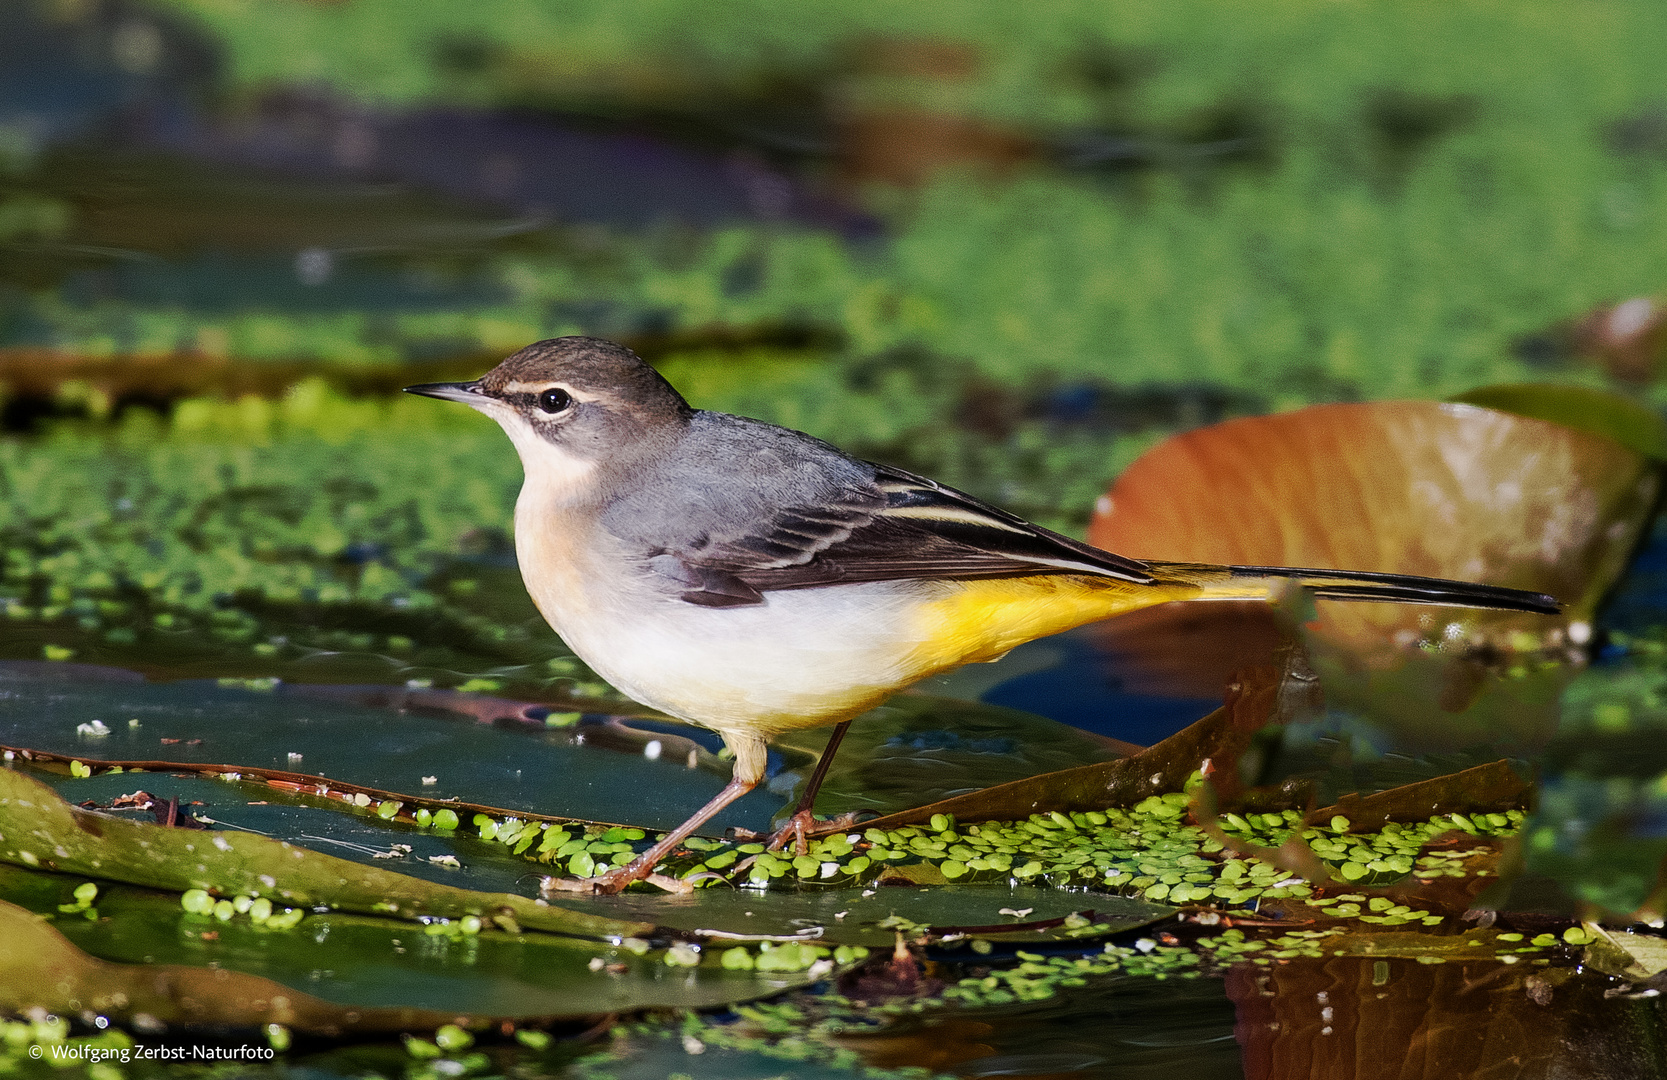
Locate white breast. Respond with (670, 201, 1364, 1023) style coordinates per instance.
(571, 579, 933, 733)
(514, 498, 932, 739)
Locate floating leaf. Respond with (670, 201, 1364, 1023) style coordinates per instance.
(1583, 925, 1667, 981)
(1309, 760, 1531, 832)
(0, 766, 645, 938)
(1190, 767, 1519, 910)
(21, 766, 586, 898)
(1088, 399, 1649, 745)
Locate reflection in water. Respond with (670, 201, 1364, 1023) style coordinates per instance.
(1229, 956, 1667, 1080)
(842, 973, 1242, 1080)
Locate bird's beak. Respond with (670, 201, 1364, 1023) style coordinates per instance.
(404, 381, 488, 406)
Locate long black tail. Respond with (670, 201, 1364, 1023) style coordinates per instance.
(1223, 564, 1561, 614)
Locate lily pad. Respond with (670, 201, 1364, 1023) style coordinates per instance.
(1087, 399, 1645, 748)
(0, 864, 815, 1018)
(0, 765, 645, 938)
(1088, 398, 1655, 643)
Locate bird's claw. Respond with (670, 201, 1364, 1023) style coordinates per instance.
(758, 809, 868, 856)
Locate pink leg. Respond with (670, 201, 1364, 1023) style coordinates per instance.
(744, 720, 858, 856)
(544, 732, 768, 896)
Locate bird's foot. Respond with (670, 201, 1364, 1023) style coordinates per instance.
(749, 809, 868, 856)
(541, 868, 693, 896)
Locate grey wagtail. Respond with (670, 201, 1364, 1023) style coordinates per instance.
(407, 336, 1560, 894)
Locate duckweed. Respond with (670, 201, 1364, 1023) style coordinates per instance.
(179, 887, 304, 929)
(54, 880, 99, 920)
(348, 773, 1503, 975)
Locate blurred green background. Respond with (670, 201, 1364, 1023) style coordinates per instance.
(3, 0, 1667, 691)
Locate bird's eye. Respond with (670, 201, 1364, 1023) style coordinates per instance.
(538, 387, 573, 414)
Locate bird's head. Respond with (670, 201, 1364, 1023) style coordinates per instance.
(406, 337, 691, 500)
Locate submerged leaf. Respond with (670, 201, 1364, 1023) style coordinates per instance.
(552, 884, 1171, 948)
(0, 864, 815, 1019)
(0, 896, 481, 1034)
(0, 766, 646, 938)
(1225, 953, 1661, 1080)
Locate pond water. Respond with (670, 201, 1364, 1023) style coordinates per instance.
(0, 529, 1660, 1079)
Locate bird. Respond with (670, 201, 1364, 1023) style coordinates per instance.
(406, 336, 1561, 894)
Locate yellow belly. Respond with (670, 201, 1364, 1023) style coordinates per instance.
(902, 574, 1209, 680)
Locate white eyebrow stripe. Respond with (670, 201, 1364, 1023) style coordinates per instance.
(881, 504, 1035, 534)
(499, 380, 603, 402)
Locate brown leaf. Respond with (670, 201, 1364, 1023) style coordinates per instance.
(1088, 400, 1655, 649)
(1312, 761, 1531, 832)
(855, 666, 1287, 830)
(1191, 761, 1525, 905)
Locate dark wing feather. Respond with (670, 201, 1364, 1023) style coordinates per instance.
(663, 462, 1154, 606)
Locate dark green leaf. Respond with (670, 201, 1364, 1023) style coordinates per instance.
(551, 883, 1172, 947)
